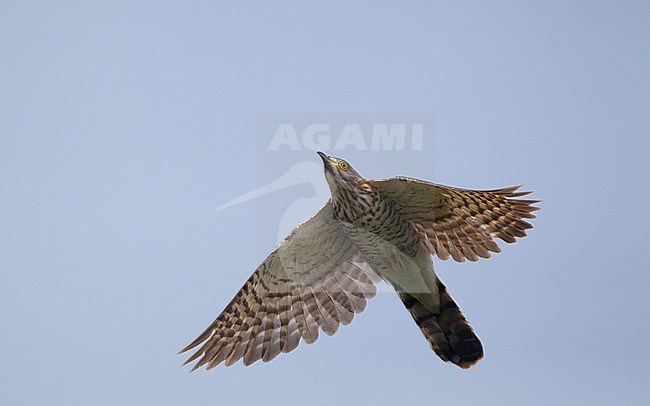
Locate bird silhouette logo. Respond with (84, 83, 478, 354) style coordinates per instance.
(217, 160, 329, 243)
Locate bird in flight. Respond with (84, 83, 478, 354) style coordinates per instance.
(179, 152, 539, 370)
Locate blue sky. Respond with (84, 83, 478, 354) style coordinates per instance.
(1, 2, 649, 405)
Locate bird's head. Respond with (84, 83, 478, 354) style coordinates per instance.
(317, 151, 368, 196)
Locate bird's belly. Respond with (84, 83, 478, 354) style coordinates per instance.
(341, 223, 437, 296)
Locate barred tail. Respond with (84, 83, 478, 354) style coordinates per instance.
(397, 279, 483, 369)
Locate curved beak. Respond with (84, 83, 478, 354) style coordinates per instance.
(317, 151, 330, 163)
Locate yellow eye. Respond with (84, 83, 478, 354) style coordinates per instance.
(338, 161, 349, 171)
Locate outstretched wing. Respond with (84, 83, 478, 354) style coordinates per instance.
(373, 177, 540, 262)
(179, 202, 380, 370)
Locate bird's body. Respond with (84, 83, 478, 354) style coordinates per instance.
(179, 152, 539, 370)
(331, 176, 437, 307)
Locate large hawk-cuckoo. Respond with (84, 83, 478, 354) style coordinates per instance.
(179, 152, 539, 370)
